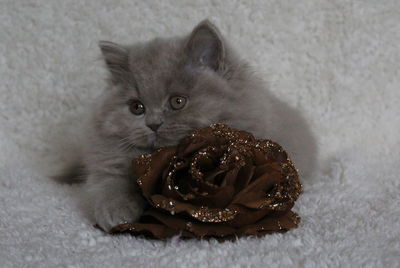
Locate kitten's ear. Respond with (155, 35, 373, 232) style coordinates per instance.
(99, 41, 129, 83)
(185, 20, 225, 71)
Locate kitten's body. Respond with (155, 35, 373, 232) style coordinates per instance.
(60, 21, 317, 231)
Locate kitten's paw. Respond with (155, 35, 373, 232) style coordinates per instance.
(94, 195, 144, 232)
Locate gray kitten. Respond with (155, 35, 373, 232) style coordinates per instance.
(58, 20, 317, 231)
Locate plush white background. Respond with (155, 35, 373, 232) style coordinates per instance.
(1, 1, 399, 267)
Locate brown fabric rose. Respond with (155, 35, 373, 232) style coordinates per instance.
(111, 123, 302, 240)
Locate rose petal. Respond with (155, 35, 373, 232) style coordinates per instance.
(220, 165, 241, 187)
(237, 211, 300, 235)
(135, 147, 177, 200)
(227, 204, 273, 227)
(149, 194, 238, 223)
(233, 163, 255, 191)
(188, 185, 235, 208)
(230, 166, 282, 207)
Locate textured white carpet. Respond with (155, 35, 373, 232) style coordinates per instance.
(1, 1, 399, 267)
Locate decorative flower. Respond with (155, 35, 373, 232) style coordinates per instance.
(111, 123, 302, 240)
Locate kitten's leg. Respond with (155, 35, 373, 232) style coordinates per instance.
(85, 173, 144, 232)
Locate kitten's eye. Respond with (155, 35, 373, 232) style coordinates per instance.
(170, 95, 187, 110)
(129, 100, 145, 115)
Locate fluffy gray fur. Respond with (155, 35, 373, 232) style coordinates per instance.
(59, 20, 317, 231)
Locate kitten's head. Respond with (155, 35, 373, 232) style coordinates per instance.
(96, 20, 256, 151)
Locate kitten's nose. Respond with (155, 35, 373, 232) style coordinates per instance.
(147, 123, 162, 132)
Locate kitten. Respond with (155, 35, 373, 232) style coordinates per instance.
(58, 20, 317, 231)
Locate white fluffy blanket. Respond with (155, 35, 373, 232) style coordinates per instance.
(1, 1, 399, 267)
